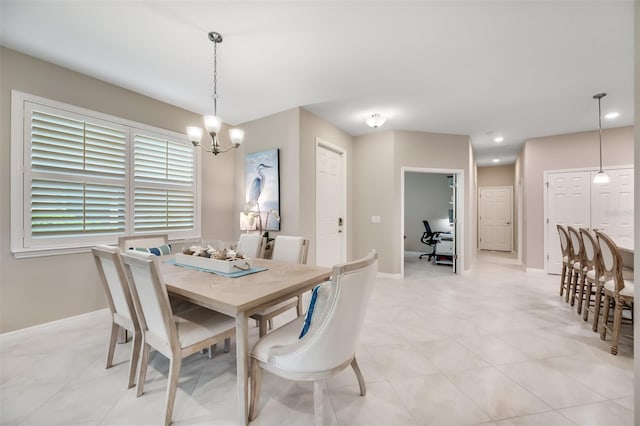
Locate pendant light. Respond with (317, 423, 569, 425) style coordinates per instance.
(592, 93, 609, 184)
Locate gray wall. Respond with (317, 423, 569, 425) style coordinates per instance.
(520, 126, 634, 269)
(404, 173, 452, 252)
(0, 47, 235, 332)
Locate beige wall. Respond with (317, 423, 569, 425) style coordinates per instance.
(477, 165, 517, 251)
(0, 48, 235, 332)
(521, 126, 634, 269)
(515, 151, 525, 264)
(633, 1, 639, 414)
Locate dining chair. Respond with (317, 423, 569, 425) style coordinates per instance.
(567, 226, 587, 308)
(556, 225, 573, 300)
(250, 236, 309, 337)
(121, 250, 236, 426)
(91, 245, 142, 389)
(237, 233, 265, 259)
(249, 250, 378, 426)
(595, 231, 635, 355)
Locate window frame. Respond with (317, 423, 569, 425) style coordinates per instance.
(11, 90, 202, 258)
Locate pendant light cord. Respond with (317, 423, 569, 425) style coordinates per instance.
(597, 95, 603, 172)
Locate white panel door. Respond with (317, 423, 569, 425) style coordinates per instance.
(546, 172, 590, 274)
(591, 168, 634, 250)
(316, 144, 345, 267)
(478, 187, 512, 251)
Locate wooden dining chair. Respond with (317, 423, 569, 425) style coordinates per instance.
(121, 250, 236, 426)
(567, 226, 587, 308)
(578, 228, 604, 328)
(249, 251, 378, 426)
(556, 225, 573, 301)
(250, 236, 309, 337)
(595, 231, 634, 355)
(91, 245, 142, 389)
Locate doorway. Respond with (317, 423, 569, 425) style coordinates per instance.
(401, 167, 464, 277)
(315, 138, 347, 267)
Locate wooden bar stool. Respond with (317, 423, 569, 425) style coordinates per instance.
(567, 226, 587, 309)
(556, 224, 573, 301)
(579, 228, 603, 327)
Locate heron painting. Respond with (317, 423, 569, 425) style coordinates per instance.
(243, 148, 280, 231)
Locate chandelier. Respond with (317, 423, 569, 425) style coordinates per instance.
(187, 31, 244, 155)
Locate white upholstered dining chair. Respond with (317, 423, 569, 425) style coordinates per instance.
(250, 236, 309, 337)
(121, 250, 236, 426)
(91, 245, 142, 389)
(238, 233, 265, 259)
(249, 250, 378, 426)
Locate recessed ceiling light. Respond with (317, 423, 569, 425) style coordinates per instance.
(493, 136, 504, 143)
(604, 112, 619, 119)
(492, 158, 500, 163)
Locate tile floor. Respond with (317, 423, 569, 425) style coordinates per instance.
(0, 251, 634, 425)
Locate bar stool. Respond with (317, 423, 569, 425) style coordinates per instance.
(556, 224, 573, 301)
(567, 226, 587, 308)
(579, 228, 602, 326)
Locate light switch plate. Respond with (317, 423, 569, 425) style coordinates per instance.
(371, 215, 381, 223)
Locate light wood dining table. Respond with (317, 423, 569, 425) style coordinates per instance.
(158, 256, 332, 426)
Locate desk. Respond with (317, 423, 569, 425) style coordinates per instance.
(159, 257, 332, 426)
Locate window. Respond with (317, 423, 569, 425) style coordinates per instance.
(11, 91, 201, 257)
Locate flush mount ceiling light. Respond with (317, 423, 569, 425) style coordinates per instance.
(492, 158, 500, 163)
(493, 136, 504, 143)
(604, 111, 620, 120)
(187, 31, 244, 155)
(592, 93, 609, 184)
(365, 113, 386, 128)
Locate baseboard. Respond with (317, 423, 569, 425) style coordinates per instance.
(0, 308, 108, 343)
(378, 272, 402, 279)
(525, 267, 546, 274)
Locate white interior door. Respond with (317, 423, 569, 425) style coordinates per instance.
(591, 168, 634, 250)
(546, 171, 590, 274)
(316, 142, 345, 267)
(478, 186, 512, 251)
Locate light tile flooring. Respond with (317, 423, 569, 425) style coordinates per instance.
(1, 251, 634, 425)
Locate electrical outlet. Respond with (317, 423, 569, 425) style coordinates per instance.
(371, 216, 381, 223)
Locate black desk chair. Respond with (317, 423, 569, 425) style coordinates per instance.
(419, 220, 441, 261)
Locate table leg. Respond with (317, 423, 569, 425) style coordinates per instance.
(236, 311, 249, 425)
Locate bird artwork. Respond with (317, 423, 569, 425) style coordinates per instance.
(243, 149, 280, 232)
(248, 163, 272, 203)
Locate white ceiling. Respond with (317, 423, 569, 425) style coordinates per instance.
(1, 1, 634, 166)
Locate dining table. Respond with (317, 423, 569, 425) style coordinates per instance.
(158, 255, 332, 426)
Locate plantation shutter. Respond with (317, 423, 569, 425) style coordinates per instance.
(28, 105, 127, 240)
(133, 132, 195, 232)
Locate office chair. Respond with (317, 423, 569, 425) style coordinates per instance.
(419, 220, 441, 261)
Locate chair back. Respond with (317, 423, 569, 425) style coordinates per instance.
(92, 245, 138, 330)
(423, 220, 433, 237)
(272, 236, 309, 264)
(118, 234, 169, 251)
(269, 251, 378, 373)
(567, 226, 584, 265)
(238, 233, 265, 259)
(122, 250, 177, 356)
(556, 224, 572, 258)
(595, 230, 625, 292)
(579, 228, 599, 273)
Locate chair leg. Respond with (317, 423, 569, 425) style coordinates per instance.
(163, 356, 181, 426)
(565, 270, 573, 303)
(208, 344, 216, 359)
(351, 357, 366, 396)
(223, 337, 230, 353)
(576, 274, 586, 314)
(106, 323, 119, 369)
(592, 285, 603, 332)
(137, 343, 151, 397)
(569, 271, 578, 306)
(313, 381, 324, 426)
(600, 294, 612, 340)
(249, 358, 263, 421)
(610, 298, 624, 355)
(258, 320, 268, 338)
(128, 330, 142, 389)
(582, 282, 592, 321)
(559, 264, 567, 296)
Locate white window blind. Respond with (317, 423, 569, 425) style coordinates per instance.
(11, 91, 200, 257)
(133, 133, 195, 232)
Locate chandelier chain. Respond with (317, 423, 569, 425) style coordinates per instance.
(212, 38, 218, 116)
